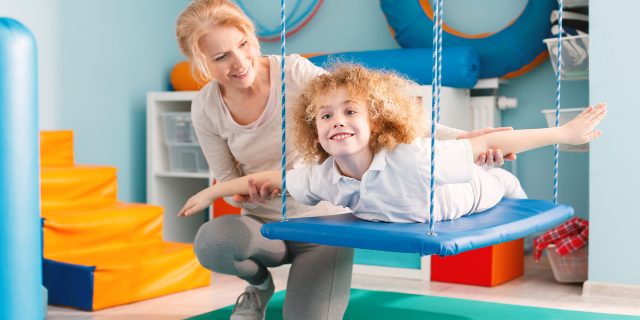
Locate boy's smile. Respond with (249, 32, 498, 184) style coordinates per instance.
(330, 133, 354, 141)
(315, 88, 373, 177)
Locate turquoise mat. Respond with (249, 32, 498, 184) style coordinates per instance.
(188, 288, 639, 320)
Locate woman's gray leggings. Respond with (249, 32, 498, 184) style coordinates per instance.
(193, 214, 354, 320)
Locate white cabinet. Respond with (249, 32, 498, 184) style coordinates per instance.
(146, 91, 210, 243)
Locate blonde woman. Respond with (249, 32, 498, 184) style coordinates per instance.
(176, 1, 512, 319)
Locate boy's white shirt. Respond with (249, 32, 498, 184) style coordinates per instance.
(192, 54, 465, 221)
(287, 138, 478, 223)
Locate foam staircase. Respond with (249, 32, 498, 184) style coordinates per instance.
(41, 131, 210, 311)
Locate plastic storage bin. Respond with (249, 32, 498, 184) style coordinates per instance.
(544, 34, 589, 80)
(168, 143, 208, 173)
(542, 108, 588, 152)
(162, 112, 198, 144)
(546, 244, 588, 283)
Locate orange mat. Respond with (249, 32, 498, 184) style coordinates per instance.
(41, 130, 74, 167)
(46, 242, 210, 310)
(41, 131, 210, 310)
(43, 202, 163, 256)
(41, 165, 118, 212)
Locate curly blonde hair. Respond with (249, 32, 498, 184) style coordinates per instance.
(176, 0, 259, 82)
(292, 64, 428, 164)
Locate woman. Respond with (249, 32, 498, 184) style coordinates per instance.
(175, 1, 511, 319)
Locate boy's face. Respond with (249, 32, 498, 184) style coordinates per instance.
(314, 88, 373, 161)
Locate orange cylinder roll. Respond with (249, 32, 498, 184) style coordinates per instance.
(170, 60, 207, 91)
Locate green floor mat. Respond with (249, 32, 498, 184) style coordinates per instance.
(188, 288, 638, 320)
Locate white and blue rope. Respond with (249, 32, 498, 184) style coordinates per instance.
(428, 0, 443, 236)
(436, 0, 444, 124)
(553, 0, 563, 204)
(280, 0, 288, 221)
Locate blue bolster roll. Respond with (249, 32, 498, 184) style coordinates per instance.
(308, 47, 480, 88)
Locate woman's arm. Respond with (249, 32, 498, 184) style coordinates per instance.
(178, 171, 281, 217)
(437, 124, 517, 165)
(455, 126, 517, 165)
(468, 103, 606, 159)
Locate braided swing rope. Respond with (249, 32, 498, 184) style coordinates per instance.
(436, 0, 444, 125)
(553, 0, 563, 204)
(428, 0, 443, 236)
(280, 0, 288, 221)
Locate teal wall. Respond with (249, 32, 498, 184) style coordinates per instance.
(2, 0, 189, 202)
(589, 1, 640, 285)
(259, 0, 399, 54)
(1, 0, 59, 129)
(54, 0, 189, 202)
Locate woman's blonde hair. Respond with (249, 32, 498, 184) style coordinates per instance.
(292, 64, 428, 164)
(176, 0, 259, 82)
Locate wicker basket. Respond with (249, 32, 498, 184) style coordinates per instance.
(546, 244, 588, 283)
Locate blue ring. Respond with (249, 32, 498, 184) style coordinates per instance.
(380, 0, 557, 78)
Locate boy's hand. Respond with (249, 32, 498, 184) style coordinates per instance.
(178, 189, 214, 217)
(561, 103, 607, 145)
(474, 148, 516, 166)
(458, 127, 516, 165)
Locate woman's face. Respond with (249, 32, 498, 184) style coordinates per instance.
(198, 24, 260, 90)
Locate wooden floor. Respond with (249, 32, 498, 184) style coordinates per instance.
(47, 255, 640, 319)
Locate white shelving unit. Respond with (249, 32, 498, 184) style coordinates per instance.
(147, 91, 210, 243)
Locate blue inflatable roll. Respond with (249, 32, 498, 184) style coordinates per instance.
(308, 47, 480, 88)
(0, 18, 42, 320)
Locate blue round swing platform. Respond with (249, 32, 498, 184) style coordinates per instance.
(261, 198, 573, 256)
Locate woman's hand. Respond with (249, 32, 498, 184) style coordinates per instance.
(231, 178, 281, 204)
(457, 127, 517, 165)
(178, 189, 214, 217)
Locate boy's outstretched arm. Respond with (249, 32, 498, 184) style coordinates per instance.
(468, 103, 607, 159)
(178, 171, 281, 217)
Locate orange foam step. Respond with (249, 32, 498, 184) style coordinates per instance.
(45, 241, 211, 310)
(43, 202, 163, 256)
(41, 165, 118, 212)
(41, 130, 74, 167)
(431, 238, 524, 287)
